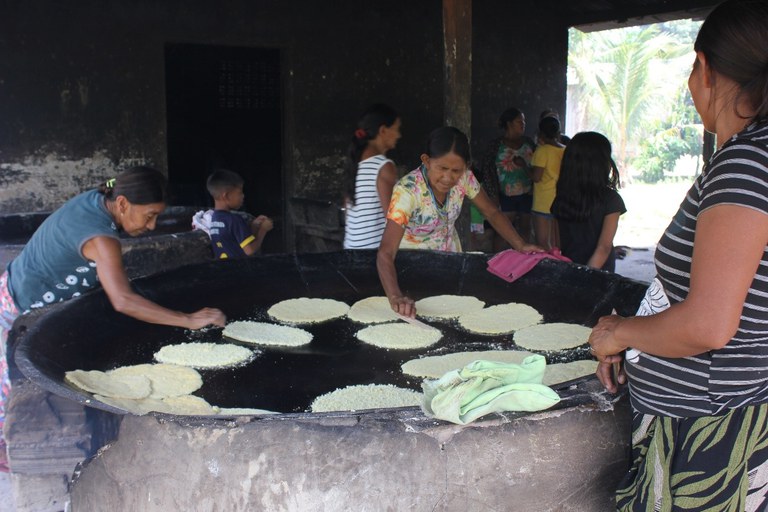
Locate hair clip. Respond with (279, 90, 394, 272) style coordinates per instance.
(354, 128, 367, 140)
(105, 178, 116, 189)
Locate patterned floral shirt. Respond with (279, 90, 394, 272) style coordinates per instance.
(386, 166, 481, 252)
(496, 139, 535, 197)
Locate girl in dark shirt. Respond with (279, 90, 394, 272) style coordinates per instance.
(551, 132, 625, 271)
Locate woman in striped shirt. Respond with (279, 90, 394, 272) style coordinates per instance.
(588, 1, 768, 509)
(343, 104, 401, 249)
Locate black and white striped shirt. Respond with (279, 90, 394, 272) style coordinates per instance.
(343, 155, 393, 249)
(626, 121, 768, 417)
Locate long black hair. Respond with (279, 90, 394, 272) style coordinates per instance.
(694, 0, 768, 123)
(424, 126, 471, 162)
(551, 132, 619, 221)
(100, 166, 167, 205)
(344, 103, 398, 204)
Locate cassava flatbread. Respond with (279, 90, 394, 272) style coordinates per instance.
(401, 350, 536, 379)
(356, 323, 442, 350)
(415, 295, 485, 320)
(94, 393, 219, 416)
(223, 321, 313, 347)
(513, 323, 592, 351)
(267, 298, 349, 324)
(543, 360, 599, 386)
(65, 370, 151, 399)
(154, 342, 254, 369)
(108, 363, 203, 398)
(217, 408, 280, 416)
(310, 384, 421, 413)
(347, 296, 400, 324)
(458, 303, 543, 335)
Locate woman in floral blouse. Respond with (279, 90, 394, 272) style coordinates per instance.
(377, 126, 541, 317)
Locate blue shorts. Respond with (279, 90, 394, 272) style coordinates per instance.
(499, 193, 532, 213)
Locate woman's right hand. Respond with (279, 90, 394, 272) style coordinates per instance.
(389, 295, 416, 318)
(185, 308, 227, 329)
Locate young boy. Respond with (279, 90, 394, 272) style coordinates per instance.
(206, 169, 273, 258)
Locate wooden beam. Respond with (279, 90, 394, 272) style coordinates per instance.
(443, 0, 472, 137)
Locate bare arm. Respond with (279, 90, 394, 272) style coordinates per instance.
(376, 219, 415, 317)
(586, 212, 620, 269)
(532, 166, 545, 183)
(376, 162, 398, 215)
(82, 236, 226, 329)
(471, 189, 542, 253)
(590, 205, 768, 361)
(243, 216, 274, 256)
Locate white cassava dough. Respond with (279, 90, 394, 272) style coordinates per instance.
(108, 364, 203, 399)
(217, 408, 280, 416)
(347, 296, 400, 324)
(154, 342, 254, 369)
(267, 297, 349, 324)
(223, 321, 313, 347)
(401, 350, 535, 379)
(310, 384, 421, 413)
(65, 370, 151, 399)
(414, 295, 485, 320)
(356, 323, 442, 350)
(458, 303, 543, 335)
(513, 323, 592, 351)
(543, 360, 599, 386)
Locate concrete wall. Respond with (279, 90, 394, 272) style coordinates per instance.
(0, 0, 570, 250)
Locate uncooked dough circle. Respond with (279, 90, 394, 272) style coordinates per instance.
(458, 303, 543, 335)
(414, 295, 485, 320)
(356, 323, 442, 349)
(267, 298, 349, 324)
(154, 342, 255, 369)
(310, 384, 421, 413)
(223, 321, 313, 347)
(513, 323, 592, 351)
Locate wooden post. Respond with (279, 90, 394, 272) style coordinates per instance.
(443, 0, 472, 137)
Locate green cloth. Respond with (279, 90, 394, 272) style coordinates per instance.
(421, 355, 560, 425)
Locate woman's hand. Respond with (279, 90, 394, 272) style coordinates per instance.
(589, 314, 628, 393)
(185, 308, 227, 330)
(389, 295, 416, 318)
(518, 243, 544, 253)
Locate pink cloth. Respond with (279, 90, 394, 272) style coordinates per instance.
(487, 248, 571, 283)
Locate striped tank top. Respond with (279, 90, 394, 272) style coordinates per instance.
(343, 155, 393, 249)
(626, 121, 768, 417)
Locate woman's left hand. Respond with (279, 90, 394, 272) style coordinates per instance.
(589, 314, 628, 393)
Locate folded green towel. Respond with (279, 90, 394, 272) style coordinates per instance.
(421, 355, 561, 424)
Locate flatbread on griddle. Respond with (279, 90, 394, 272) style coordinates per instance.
(415, 295, 485, 320)
(267, 298, 349, 324)
(108, 363, 203, 398)
(347, 296, 400, 324)
(458, 303, 543, 335)
(401, 350, 536, 379)
(513, 323, 592, 351)
(223, 321, 313, 347)
(310, 384, 421, 413)
(65, 370, 151, 399)
(356, 323, 442, 350)
(154, 342, 255, 369)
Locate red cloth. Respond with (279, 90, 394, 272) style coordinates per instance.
(487, 248, 571, 283)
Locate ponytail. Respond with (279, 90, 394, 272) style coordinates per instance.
(100, 166, 167, 205)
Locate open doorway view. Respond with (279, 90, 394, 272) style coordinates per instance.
(566, 18, 705, 254)
(165, 43, 283, 252)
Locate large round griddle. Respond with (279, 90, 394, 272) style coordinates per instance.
(12, 250, 648, 415)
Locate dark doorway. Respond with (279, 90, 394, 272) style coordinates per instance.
(165, 43, 283, 252)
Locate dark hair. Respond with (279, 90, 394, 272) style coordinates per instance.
(538, 116, 561, 140)
(551, 132, 619, 221)
(539, 109, 560, 120)
(424, 126, 471, 163)
(344, 103, 398, 203)
(100, 166, 167, 204)
(498, 107, 523, 129)
(206, 168, 244, 198)
(694, 0, 768, 122)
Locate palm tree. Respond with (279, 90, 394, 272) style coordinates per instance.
(568, 24, 691, 181)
